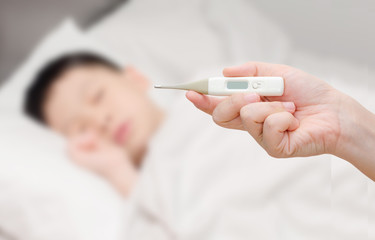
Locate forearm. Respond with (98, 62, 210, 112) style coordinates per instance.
(334, 94, 375, 181)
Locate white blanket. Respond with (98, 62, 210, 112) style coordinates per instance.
(122, 92, 373, 240)
(124, 95, 331, 239)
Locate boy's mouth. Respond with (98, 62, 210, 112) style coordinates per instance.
(113, 120, 132, 145)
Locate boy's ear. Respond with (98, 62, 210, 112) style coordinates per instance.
(121, 65, 150, 91)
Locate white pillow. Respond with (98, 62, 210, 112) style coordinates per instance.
(0, 19, 125, 112)
(0, 19, 127, 240)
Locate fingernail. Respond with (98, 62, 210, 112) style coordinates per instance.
(244, 93, 259, 103)
(282, 102, 295, 112)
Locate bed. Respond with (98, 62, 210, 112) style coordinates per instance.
(0, 0, 374, 239)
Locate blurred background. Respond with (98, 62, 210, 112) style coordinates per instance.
(0, 0, 374, 240)
(0, 0, 374, 83)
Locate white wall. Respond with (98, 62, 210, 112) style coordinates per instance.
(251, 0, 374, 67)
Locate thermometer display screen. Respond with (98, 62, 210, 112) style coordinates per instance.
(227, 81, 248, 89)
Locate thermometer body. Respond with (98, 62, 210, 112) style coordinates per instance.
(154, 77, 284, 96)
(208, 77, 283, 96)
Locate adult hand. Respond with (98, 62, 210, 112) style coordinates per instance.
(186, 62, 375, 180)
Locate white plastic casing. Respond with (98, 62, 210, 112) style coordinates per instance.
(207, 77, 284, 96)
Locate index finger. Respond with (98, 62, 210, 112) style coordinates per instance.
(186, 90, 225, 115)
(212, 93, 260, 129)
(223, 61, 289, 77)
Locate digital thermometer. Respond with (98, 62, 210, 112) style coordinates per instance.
(154, 77, 284, 96)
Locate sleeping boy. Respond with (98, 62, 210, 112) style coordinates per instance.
(24, 52, 165, 197)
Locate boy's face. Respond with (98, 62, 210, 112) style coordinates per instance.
(43, 64, 161, 162)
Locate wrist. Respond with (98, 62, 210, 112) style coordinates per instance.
(334, 93, 375, 176)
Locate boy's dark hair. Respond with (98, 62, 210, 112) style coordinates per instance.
(24, 52, 121, 124)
